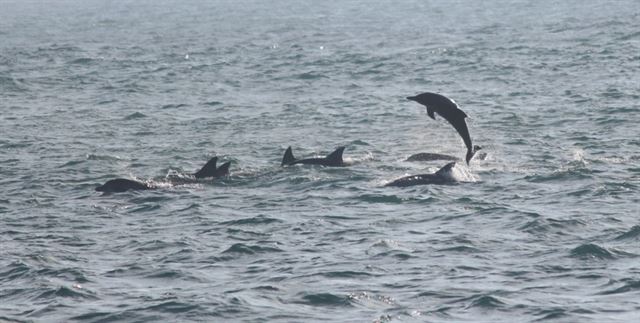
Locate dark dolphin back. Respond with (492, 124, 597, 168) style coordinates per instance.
(194, 157, 218, 179)
(385, 173, 443, 187)
(386, 161, 457, 187)
(96, 178, 149, 193)
(324, 146, 345, 166)
(281, 146, 296, 166)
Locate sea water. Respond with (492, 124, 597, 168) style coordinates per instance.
(1, 0, 639, 321)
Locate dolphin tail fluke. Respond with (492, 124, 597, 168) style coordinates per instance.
(465, 145, 482, 165)
(282, 146, 296, 166)
(194, 157, 218, 179)
(325, 146, 346, 166)
(215, 161, 231, 177)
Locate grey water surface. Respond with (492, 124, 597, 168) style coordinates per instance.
(1, 0, 640, 322)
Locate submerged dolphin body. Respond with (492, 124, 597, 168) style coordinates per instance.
(407, 92, 477, 164)
(385, 162, 458, 187)
(406, 146, 482, 162)
(96, 157, 230, 193)
(281, 146, 346, 167)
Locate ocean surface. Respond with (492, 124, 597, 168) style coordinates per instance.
(1, 0, 639, 322)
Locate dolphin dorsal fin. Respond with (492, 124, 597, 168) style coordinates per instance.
(194, 157, 218, 179)
(426, 107, 436, 120)
(436, 162, 456, 175)
(282, 146, 296, 166)
(215, 161, 231, 177)
(325, 146, 345, 166)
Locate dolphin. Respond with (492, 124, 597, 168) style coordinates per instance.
(385, 162, 458, 187)
(95, 178, 151, 192)
(281, 146, 346, 167)
(406, 146, 482, 162)
(96, 157, 230, 193)
(407, 92, 477, 165)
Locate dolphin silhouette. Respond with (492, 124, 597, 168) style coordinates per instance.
(407, 92, 477, 164)
(281, 146, 346, 167)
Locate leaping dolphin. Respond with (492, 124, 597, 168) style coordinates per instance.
(385, 162, 458, 187)
(96, 157, 230, 193)
(407, 92, 477, 165)
(281, 146, 346, 167)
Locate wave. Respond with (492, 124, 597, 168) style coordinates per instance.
(614, 225, 640, 240)
(0, 75, 27, 93)
(221, 243, 283, 255)
(569, 243, 635, 260)
(34, 285, 98, 301)
(463, 294, 506, 309)
(219, 215, 283, 226)
(124, 112, 147, 120)
(598, 279, 640, 295)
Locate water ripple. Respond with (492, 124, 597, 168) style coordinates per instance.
(569, 243, 635, 260)
(598, 279, 640, 295)
(221, 243, 283, 255)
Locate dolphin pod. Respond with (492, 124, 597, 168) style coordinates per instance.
(96, 92, 481, 191)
